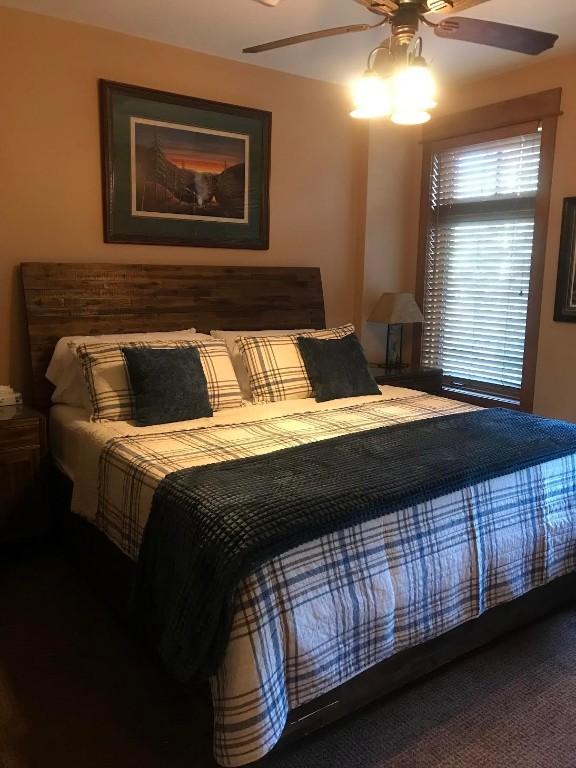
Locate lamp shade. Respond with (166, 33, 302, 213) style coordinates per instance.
(368, 293, 424, 324)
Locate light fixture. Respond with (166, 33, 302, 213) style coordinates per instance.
(391, 110, 432, 125)
(390, 43, 437, 124)
(350, 45, 393, 120)
(350, 71, 391, 119)
(350, 38, 437, 126)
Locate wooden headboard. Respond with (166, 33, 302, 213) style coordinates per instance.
(21, 263, 325, 408)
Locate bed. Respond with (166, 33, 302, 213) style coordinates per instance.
(22, 262, 576, 767)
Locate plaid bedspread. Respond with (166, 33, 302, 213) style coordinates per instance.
(96, 393, 576, 767)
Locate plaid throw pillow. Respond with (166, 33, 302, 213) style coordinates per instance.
(236, 324, 355, 403)
(76, 339, 242, 422)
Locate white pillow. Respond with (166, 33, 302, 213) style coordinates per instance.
(211, 329, 314, 400)
(47, 329, 207, 408)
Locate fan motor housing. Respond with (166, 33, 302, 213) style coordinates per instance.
(391, 4, 421, 48)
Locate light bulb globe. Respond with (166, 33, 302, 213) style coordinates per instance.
(350, 71, 391, 120)
(391, 110, 432, 126)
(392, 62, 437, 113)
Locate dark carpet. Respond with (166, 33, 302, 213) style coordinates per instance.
(1, 555, 575, 768)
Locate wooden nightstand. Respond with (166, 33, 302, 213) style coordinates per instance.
(0, 405, 48, 545)
(369, 366, 443, 395)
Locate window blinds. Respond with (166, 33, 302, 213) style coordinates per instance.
(421, 131, 542, 402)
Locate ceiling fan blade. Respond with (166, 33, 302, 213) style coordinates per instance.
(253, 0, 280, 6)
(243, 23, 375, 53)
(353, 0, 399, 16)
(428, 0, 490, 14)
(435, 17, 559, 55)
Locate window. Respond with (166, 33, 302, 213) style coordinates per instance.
(421, 130, 542, 405)
(417, 91, 560, 410)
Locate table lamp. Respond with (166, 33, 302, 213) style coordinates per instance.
(368, 292, 424, 368)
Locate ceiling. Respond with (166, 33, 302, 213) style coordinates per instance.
(2, 0, 575, 85)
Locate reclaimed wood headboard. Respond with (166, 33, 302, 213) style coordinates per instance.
(21, 263, 325, 408)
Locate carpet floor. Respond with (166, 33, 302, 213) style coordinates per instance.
(1, 555, 575, 768)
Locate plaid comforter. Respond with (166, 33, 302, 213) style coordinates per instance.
(96, 393, 576, 766)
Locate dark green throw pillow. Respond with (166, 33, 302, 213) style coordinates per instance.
(296, 333, 381, 403)
(122, 346, 213, 426)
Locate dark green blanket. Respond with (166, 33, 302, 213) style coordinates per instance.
(134, 407, 576, 681)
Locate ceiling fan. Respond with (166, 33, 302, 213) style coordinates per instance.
(245, 0, 558, 57)
(245, 1, 558, 125)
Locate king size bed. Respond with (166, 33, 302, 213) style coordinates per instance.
(22, 262, 576, 767)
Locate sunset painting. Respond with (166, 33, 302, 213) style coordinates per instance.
(131, 118, 250, 223)
(101, 81, 270, 248)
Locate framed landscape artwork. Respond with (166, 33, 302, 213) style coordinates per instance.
(100, 80, 271, 249)
(554, 197, 576, 322)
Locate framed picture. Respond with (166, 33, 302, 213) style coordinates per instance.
(554, 197, 576, 322)
(99, 80, 271, 249)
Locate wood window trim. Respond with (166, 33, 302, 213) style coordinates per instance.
(421, 89, 562, 144)
(413, 89, 562, 412)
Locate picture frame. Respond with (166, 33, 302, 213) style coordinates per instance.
(554, 196, 576, 322)
(99, 80, 271, 249)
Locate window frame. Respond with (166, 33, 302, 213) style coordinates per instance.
(414, 90, 561, 412)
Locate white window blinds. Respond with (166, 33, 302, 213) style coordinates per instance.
(421, 130, 542, 403)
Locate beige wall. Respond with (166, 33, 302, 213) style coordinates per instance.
(0, 6, 373, 396)
(359, 121, 421, 363)
(413, 54, 576, 421)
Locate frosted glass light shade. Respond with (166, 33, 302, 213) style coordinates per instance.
(350, 72, 391, 119)
(391, 110, 432, 125)
(392, 63, 437, 112)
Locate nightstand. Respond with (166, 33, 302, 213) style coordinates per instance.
(0, 405, 48, 545)
(369, 366, 443, 395)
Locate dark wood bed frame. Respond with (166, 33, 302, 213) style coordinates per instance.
(21, 262, 576, 761)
